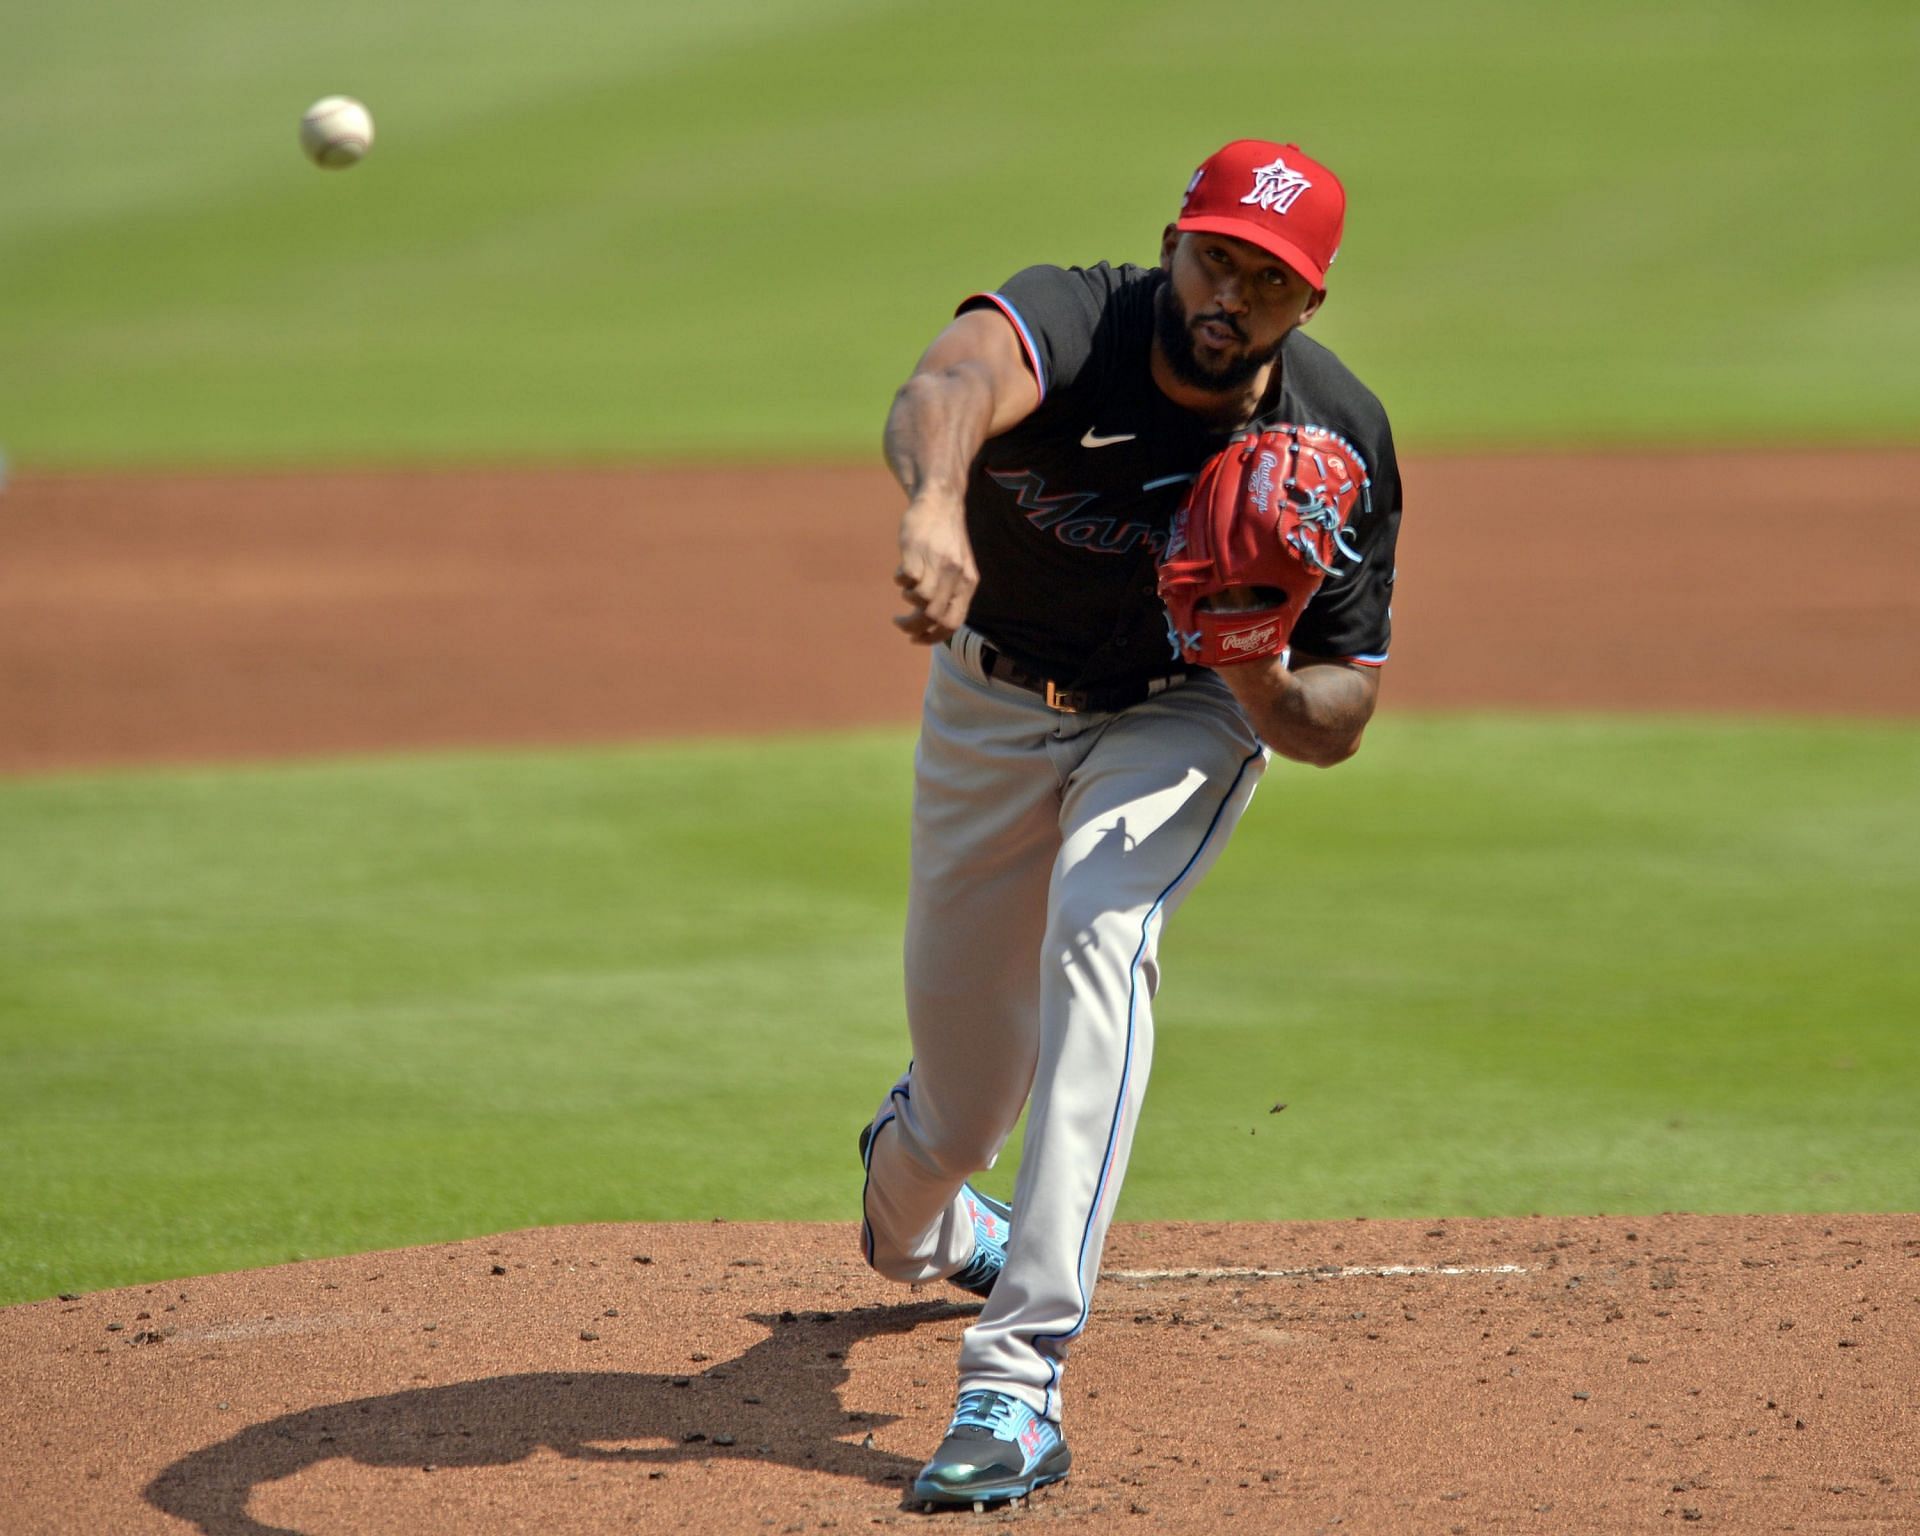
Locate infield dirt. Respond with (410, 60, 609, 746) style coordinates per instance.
(1, 455, 1916, 1532)
(5, 1217, 1916, 1533)
(3, 449, 1917, 774)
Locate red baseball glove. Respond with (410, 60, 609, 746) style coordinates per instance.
(1157, 423, 1370, 667)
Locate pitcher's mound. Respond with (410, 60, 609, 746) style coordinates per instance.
(5, 1214, 1916, 1533)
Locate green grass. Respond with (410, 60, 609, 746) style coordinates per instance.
(2, 0, 1916, 467)
(2, 716, 1915, 1303)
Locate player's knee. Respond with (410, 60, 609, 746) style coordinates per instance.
(891, 1107, 1012, 1183)
(921, 1125, 1009, 1183)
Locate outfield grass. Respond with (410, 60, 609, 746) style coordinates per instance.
(2, 716, 1914, 1304)
(3, 1, 1915, 466)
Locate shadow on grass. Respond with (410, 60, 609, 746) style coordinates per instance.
(145, 1299, 964, 1535)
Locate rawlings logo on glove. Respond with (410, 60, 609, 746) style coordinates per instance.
(1157, 422, 1370, 667)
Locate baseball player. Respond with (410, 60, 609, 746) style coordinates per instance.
(859, 138, 1402, 1508)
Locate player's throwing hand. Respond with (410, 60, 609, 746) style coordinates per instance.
(893, 494, 978, 643)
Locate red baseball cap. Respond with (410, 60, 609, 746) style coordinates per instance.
(1175, 139, 1346, 291)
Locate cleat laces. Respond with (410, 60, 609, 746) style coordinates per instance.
(949, 1390, 1028, 1440)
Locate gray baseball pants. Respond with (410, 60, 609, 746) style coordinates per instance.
(861, 627, 1266, 1422)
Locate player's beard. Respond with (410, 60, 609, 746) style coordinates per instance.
(1153, 279, 1283, 394)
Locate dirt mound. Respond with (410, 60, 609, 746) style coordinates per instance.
(5, 1214, 1915, 1532)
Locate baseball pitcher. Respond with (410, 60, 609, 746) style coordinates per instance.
(859, 138, 1403, 1508)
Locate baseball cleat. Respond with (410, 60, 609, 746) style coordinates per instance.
(945, 1185, 1011, 1298)
(912, 1389, 1070, 1508)
(858, 1123, 1013, 1300)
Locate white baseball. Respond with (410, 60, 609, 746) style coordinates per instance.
(299, 96, 375, 169)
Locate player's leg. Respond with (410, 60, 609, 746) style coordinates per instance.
(957, 674, 1266, 1419)
(861, 639, 1059, 1285)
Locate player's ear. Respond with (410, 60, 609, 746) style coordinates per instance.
(1159, 225, 1181, 270)
(1298, 288, 1326, 326)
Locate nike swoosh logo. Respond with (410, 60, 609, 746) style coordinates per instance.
(1080, 428, 1136, 448)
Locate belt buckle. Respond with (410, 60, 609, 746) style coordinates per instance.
(1043, 680, 1080, 714)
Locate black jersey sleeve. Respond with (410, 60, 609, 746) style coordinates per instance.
(956, 264, 1118, 410)
(1288, 415, 1402, 666)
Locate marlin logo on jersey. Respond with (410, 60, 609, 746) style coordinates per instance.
(988, 468, 1168, 557)
(1242, 156, 1312, 214)
(1163, 508, 1187, 560)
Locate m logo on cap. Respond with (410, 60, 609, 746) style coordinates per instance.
(1241, 156, 1313, 215)
(1177, 139, 1346, 291)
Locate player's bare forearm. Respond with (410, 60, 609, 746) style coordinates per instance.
(884, 370, 990, 643)
(1216, 654, 1380, 766)
(883, 311, 1040, 645)
(884, 364, 995, 505)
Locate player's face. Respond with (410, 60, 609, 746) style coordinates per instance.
(1155, 231, 1322, 393)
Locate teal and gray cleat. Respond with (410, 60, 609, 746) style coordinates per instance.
(944, 1185, 1011, 1299)
(858, 1122, 1013, 1300)
(912, 1389, 1071, 1508)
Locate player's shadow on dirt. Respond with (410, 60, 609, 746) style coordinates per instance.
(144, 1299, 963, 1536)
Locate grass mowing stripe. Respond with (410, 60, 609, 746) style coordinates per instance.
(1, 716, 1915, 1303)
(3, 2, 1915, 462)
(0, 0, 903, 238)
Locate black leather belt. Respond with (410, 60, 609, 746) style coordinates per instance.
(977, 641, 1188, 714)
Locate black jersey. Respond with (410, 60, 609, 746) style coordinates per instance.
(957, 262, 1402, 690)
